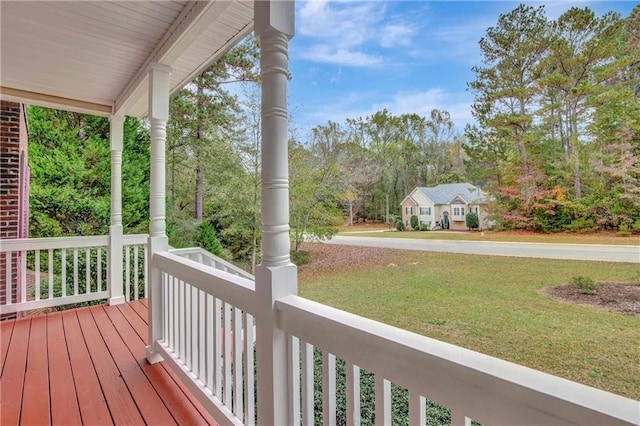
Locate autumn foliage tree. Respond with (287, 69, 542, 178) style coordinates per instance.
(466, 4, 640, 232)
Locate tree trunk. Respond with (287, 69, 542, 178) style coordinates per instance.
(571, 119, 582, 198)
(170, 149, 175, 207)
(518, 101, 530, 178)
(194, 84, 204, 220)
(195, 157, 203, 220)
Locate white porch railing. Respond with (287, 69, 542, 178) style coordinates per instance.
(148, 251, 639, 426)
(123, 234, 149, 301)
(0, 234, 148, 314)
(153, 251, 256, 425)
(169, 247, 254, 280)
(276, 296, 639, 426)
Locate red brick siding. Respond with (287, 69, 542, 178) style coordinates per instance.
(401, 199, 418, 229)
(1, 101, 25, 319)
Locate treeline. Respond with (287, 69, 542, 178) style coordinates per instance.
(26, 4, 639, 266)
(294, 108, 467, 225)
(465, 4, 640, 233)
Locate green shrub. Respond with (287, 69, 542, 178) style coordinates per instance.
(291, 250, 311, 265)
(196, 220, 225, 257)
(418, 224, 429, 231)
(617, 223, 632, 236)
(568, 217, 596, 233)
(312, 349, 451, 425)
(466, 212, 479, 230)
(396, 221, 405, 232)
(410, 215, 419, 230)
(571, 276, 599, 295)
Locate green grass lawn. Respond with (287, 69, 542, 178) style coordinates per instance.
(339, 229, 640, 245)
(299, 251, 640, 400)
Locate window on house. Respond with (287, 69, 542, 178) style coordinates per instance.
(453, 207, 460, 216)
(406, 206, 413, 215)
(461, 207, 465, 216)
(419, 207, 431, 215)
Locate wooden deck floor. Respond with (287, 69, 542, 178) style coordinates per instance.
(0, 300, 217, 425)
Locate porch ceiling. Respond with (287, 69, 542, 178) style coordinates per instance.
(0, 1, 253, 117)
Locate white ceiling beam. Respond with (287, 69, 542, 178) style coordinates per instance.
(115, 0, 233, 116)
(172, 20, 254, 94)
(0, 86, 112, 116)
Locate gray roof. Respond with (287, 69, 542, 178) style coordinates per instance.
(416, 182, 488, 205)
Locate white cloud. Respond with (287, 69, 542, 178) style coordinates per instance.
(300, 45, 382, 67)
(406, 17, 494, 66)
(379, 23, 416, 48)
(329, 68, 342, 84)
(298, 1, 384, 48)
(298, 88, 474, 134)
(296, 0, 418, 68)
(364, 88, 473, 132)
(378, 89, 474, 129)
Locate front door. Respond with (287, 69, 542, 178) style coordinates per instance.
(442, 211, 450, 229)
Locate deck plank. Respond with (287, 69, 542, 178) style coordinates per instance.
(1, 317, 30, 424)
(128, 299, 148, 325)
(107, 304, 213, 425)
(61, 309, 113, 425)
(117, 302, 147, 343)
(76, 306, 145, 426)
(47, 312, 83, 425)
(119, 301, 217, 425)
(90, 305, 176, 426)
(22, 315, 50, 425)
(0, 318, 15, 374)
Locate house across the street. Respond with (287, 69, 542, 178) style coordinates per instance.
(401, 182, 490, 230)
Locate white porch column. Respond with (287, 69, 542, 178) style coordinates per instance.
(254, 1, 296, 425)
(146, 63, 171, 364)
(108, 115, 125, 305)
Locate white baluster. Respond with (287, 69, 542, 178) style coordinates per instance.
(409, 392, 426, 426)
(35, 249, 41, 301)
(375, 377, 391, 426)
(323, 352, 337, 426)
(243, 312, 255, 426)
(346, 362, 361, 426)
(48, 249, 53, 299)
(301, 341, 314, 425)
(60, 249, 66, 298)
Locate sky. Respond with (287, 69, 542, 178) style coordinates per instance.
(286, 1, 637, 136)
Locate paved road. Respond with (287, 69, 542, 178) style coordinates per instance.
(326, 236, 640, 263)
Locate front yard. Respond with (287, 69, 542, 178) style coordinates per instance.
(298, 243, 640, 400)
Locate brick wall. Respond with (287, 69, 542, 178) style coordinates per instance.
(401, 198, 418, 229)
(1, 101, 26, 318)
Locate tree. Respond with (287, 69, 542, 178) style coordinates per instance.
(464, 4, 639, 233)
(466, 212, 480, 230)
(195, 220, 225, 258)
(410, 215, 419, 230)
(289, 140, 343, 251)
(467, 4, 550, 207)
(167, 36, 259, 220)
(166, 36, 261, 262)
(541, 7, 621, 198)
(27, 106, 150, 237)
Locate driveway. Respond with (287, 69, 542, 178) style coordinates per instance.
(326, 236, 640, 263)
